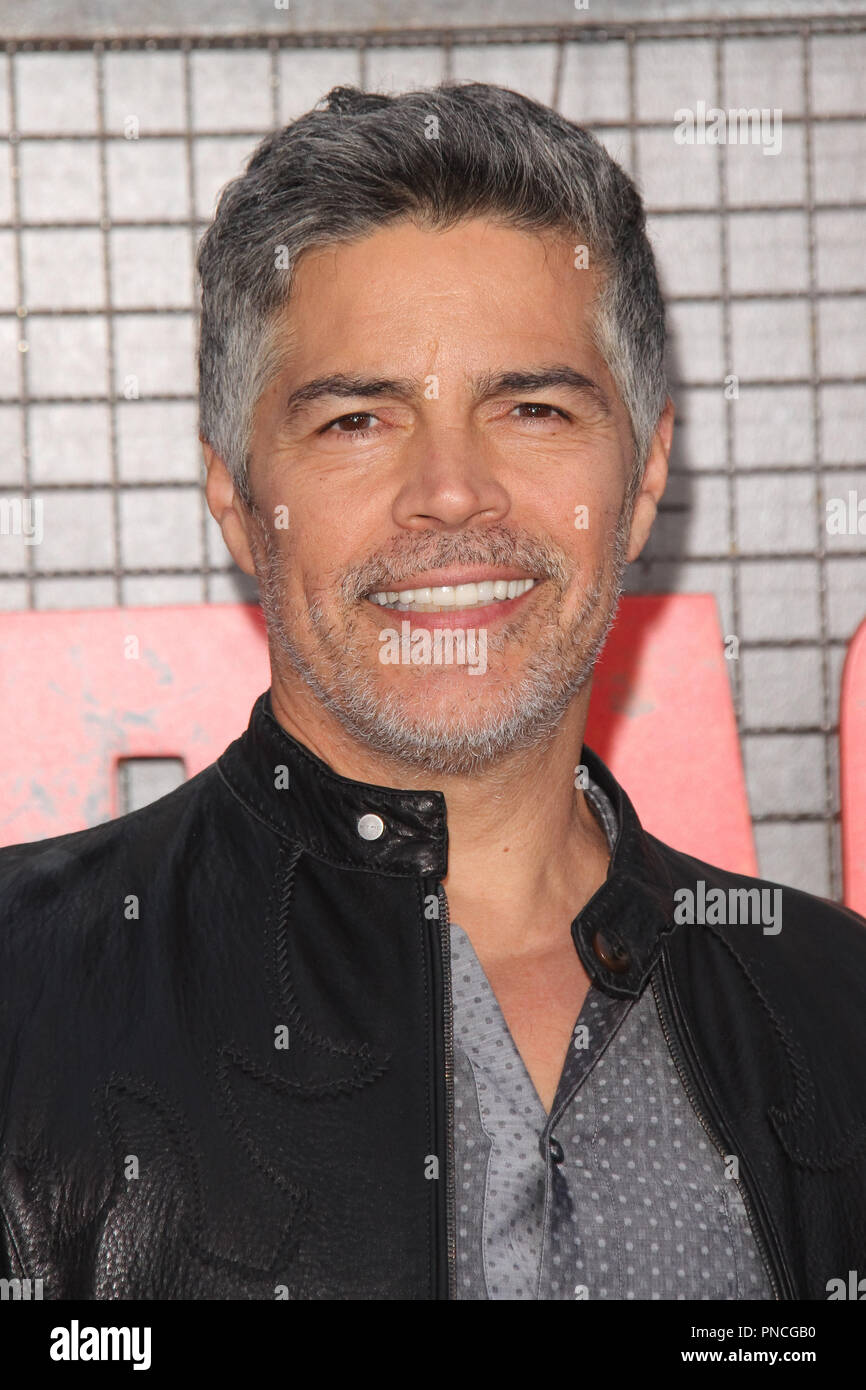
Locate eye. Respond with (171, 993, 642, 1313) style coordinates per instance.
(511, 403, 571, 423)
(320, 411, 380, 435)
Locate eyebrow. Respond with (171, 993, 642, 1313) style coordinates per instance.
(280, 364, 612, 426)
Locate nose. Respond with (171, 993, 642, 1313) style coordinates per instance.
(391, 420, 512, 532)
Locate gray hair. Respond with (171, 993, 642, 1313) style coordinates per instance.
(196, 81, 667, 507)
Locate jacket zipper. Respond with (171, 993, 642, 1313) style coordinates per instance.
(651, 956, 793, 1301)
(428, 878, 456, 1300)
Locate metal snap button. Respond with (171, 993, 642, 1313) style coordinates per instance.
(357, 813, 385, 841)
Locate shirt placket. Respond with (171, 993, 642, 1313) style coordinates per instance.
(537, 988, 636, 1299)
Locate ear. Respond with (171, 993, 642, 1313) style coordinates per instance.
(625, 397, 674, 563)
(201, 438, 258, 578)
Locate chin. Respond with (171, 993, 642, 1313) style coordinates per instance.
(339, 676, 579, 775)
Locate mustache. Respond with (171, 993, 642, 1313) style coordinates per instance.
(340, 526, 572, 604)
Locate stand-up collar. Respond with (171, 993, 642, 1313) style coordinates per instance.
(218, 689, 449, 877)
(218, 689, 674, 993)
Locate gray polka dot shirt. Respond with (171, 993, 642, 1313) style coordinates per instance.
(449, 779, 775, 1301)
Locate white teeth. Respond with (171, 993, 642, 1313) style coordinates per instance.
(368, 577, 537, 612)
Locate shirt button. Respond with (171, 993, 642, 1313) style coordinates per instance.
(549, 1137, 565, 1164)
(357, 813, 385, 841)
(592, 928, 631, 974)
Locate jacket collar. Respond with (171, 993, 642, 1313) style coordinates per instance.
(218, 689, 674, 995)
(218, 689, 449, 877)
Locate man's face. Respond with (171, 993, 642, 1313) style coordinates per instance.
(230, 217, 663, 774)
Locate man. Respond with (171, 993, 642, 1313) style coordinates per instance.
(1, 81, 865, 1302)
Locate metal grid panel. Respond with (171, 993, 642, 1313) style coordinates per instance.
(0, 17, 863, 897)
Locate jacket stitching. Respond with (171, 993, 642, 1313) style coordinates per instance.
(217, 1044, 388, 1101)
(99, 1072, 298, 1284)
(672, 923, 866, 1171)
(269, 844, 392, 1072)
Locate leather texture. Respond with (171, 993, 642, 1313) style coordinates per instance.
(1, 688, 865, 1300)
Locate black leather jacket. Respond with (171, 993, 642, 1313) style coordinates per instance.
(1, 689, 865, 1300)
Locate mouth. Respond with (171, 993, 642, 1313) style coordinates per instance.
(366, 575, 539, 616)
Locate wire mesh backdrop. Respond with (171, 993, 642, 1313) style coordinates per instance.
(0, 15, 864, 898)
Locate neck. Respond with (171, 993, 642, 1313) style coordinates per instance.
(268, 668, 611, 959)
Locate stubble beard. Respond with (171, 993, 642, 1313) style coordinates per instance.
(252, 513, 632, 776)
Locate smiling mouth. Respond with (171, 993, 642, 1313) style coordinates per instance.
(366, 577, 539, 614)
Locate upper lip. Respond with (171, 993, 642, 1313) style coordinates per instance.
(365, 567, 539, 595)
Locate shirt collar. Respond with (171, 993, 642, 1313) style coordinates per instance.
(218, 689, 673, 992)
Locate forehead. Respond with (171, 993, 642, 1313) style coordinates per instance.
(283, 217, 599, 348)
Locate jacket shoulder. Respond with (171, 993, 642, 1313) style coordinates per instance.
(649, 833, 866, 965)
(0, 761, 222, 905)
(0, 763, 233, 1020)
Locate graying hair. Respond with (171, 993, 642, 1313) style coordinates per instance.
(196, 81, 667, 507)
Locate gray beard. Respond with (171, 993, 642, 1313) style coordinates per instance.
(253, 515, 631, 776)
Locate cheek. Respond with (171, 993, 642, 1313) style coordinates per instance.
(530, 449, 624, 524)
(548, 489, 622, 563)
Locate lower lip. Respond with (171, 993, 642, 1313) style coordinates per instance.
(365, 585, 540, 629)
